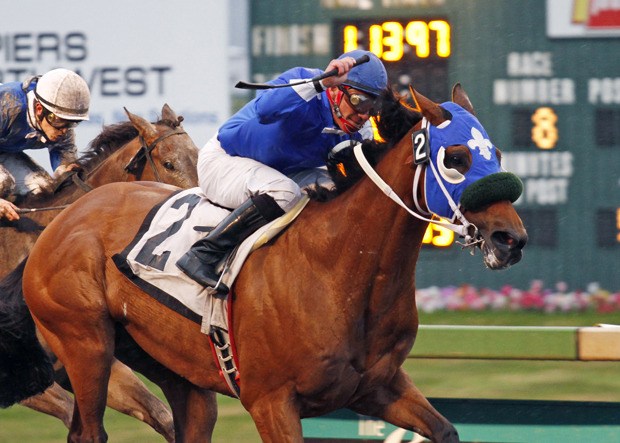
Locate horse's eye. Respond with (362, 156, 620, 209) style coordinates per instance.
(446, 155, 465, 168)
(163, 161, 175, 171)
(443, 147, 472, 175)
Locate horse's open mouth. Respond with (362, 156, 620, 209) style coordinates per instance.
(480, 240, 523, 270)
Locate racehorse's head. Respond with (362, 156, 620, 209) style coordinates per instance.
(411, 84, 527, 269)
(123, 104, 199, 188)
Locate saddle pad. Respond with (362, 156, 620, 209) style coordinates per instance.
(113, 187, 309, 328)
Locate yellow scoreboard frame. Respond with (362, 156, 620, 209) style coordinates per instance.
(332, 18, 451, 102)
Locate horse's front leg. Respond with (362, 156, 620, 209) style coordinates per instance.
(244, 387, 303, 443)
(350, 368, 459, 443)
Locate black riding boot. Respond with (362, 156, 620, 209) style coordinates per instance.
(176, 193, 284, 291)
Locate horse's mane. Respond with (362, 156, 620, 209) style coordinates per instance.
(374, 88, 422, 146)
(77, 116, 180, 174)
(312, 88, 422, 200)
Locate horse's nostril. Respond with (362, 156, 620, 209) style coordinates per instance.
(491, 231, 526, 251)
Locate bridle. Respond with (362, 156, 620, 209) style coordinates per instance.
(124, 128, 187, 181)
(352, 118, 483, 253)
(14, 126, 187, 216)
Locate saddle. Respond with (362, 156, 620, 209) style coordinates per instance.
(113, 187, 309, 396)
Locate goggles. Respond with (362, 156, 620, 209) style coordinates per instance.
(338, 86, 380, 116)
(44, 111, 80, 130)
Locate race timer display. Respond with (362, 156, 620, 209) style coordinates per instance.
(333, 18, 451, 101)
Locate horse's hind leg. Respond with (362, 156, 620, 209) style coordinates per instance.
(350, 369, 459, 443)
(19, 382, 74, 428)
(50, 321, 115, 442)
(106, 359, 175, 442)
(35, 328, 174, 441)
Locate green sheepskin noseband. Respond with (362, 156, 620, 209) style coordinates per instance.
(460, 172, 523, 211)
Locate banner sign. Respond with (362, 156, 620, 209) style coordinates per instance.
(1, 0, 229, 169)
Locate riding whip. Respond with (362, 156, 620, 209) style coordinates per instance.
(234, 54, 370, 90)
(17, 204, 70, 214)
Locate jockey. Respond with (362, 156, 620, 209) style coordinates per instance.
(177, 50, 388, 290)
(0, 68, 90, 221)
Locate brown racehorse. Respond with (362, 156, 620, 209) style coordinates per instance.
(0, 103, 198, 278)
(0, 104, 199, 442)
(21, 85, 527, 442)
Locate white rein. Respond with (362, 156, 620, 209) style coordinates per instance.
(352, 136, 481, 250)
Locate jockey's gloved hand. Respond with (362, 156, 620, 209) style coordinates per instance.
(302, 181, 338, 202)
(326, 140, 359, 175)
(326, 140, 363, 193)
(326, 140, 359, 182)
(53, 163, 82, 180)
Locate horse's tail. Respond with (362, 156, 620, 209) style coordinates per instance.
(0, 258, 54, 408)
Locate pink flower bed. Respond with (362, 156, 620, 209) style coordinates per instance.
(416, 280, 620, 313)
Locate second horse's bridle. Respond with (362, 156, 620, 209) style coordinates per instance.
(124, 128, 186, 181)
(14, 127, 187, 216)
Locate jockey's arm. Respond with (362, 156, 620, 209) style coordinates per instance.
(253, 58, 357, 124)
(49, 132, 79, 179)
(253, 66, 332, 123)
(53, 162, 81, 179)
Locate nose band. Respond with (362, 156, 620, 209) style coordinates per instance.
(460, 172, 523, 211)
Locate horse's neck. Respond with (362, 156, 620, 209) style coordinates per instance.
(310, 135, 428, 305)
(362, 143, 426, 271)
(85, 140, 137, 187)
(15, 138, 140, 224)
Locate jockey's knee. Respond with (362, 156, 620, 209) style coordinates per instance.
(0, 169, 16, 199)
(266, 182, 302, 213)
(0, 154, 54, 197)
(20, 171, 55, 196)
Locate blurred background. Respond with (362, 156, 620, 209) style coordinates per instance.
(1, 0, 619, 441)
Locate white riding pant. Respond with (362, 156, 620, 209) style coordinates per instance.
(197, 135, 334, 213)
(0, 152, 54, 199)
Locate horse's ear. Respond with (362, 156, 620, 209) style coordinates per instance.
(124, 107, 158, 141)
(161, 104, 178, 122)
(409, 85, 448, 126)
(451, 83, 475, 115)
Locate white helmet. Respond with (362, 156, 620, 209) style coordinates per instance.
(35, 68, 90, 121)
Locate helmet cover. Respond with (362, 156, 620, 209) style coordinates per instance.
(35, 68, 90, 120)
(338, 50, 388, 96)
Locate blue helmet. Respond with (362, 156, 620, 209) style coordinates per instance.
(338, 50, 388, 96)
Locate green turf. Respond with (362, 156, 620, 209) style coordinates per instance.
(1, 310, 619, 442)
